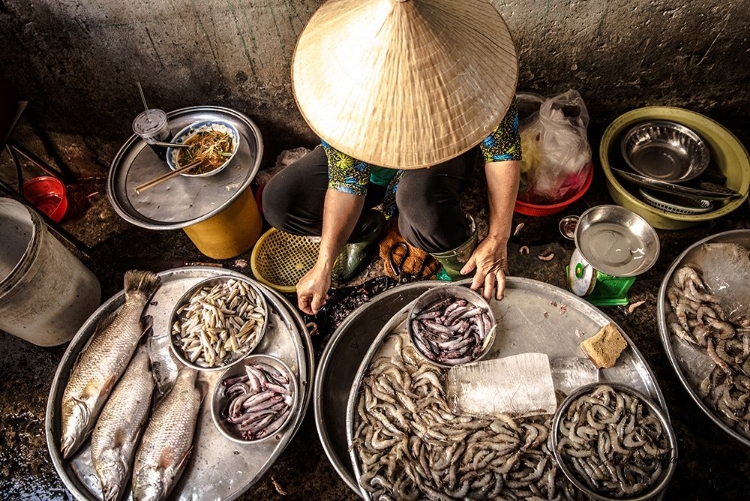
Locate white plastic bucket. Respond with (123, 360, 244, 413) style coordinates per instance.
(0, 198, 101, 346)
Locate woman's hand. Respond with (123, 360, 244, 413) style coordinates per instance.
(460, 234, 509, 301)
(297, 263, 332, 315)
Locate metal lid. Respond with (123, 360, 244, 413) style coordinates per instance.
(108, 106, 263, 230)
(574, 205, 659, 277)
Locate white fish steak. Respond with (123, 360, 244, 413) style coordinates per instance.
(132, 367, 202, 501)
(60, 270, 161, 459)
(91, 343, 156, 501)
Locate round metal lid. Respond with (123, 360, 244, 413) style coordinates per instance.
(107, 106, 263, 230)
(574, 205, 660, 277)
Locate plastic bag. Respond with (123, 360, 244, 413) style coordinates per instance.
(516, 89, 592, 204)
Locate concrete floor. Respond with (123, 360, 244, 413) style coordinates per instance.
(1, 123, 750, 500)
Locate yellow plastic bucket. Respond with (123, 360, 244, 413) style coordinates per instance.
(183, 186, 263, 259)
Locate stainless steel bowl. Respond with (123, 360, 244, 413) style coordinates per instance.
(407, 285, 496, 368)
(211, 354, 298, 444)
(551, 382, 678, 501)
(169, 275, 268, 371)
(575, 205, 660, 277)
(621, 120, 710, 182)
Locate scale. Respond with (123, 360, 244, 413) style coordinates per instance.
(565, 206, 660, 307)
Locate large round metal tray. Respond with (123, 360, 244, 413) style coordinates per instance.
(316, 279, 669, 495)
(345, 279, 670, 500)
(107, 106, 263, 230)
(657, 229, 750, 448)
(46, 266, 313, 500)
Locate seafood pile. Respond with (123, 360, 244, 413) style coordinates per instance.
(60, 270, 204, 501)
(556, 385, 672, 498)
(172, 278, 267, 368)
(409, 296, 494, 366)
(352, 335, 584, 500)
(666, 264, 750, 437)
(220, 358, 295, 441)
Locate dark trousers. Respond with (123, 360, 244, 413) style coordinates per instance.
(263, 145, 477, 253)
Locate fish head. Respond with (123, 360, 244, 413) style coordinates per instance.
(96, 450, 129, 501)
(132, 467, 169, 501)
(60, 398, 92, 459)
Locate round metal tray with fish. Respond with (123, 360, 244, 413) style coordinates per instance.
(46, 266, 314, 500)
(657, 229, 750, 447)
(316, 278, 668, 496)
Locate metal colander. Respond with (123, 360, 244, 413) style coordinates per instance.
(250, 228, 320, 293)
(638, 188, 714, 215)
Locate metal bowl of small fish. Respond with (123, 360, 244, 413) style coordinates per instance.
(407, 285, 496, 368)
(166, 119, 240, 177)
(620, 120, 710, 183)
(552, 383, 677, 501)
(212, 354, 298, 444)
(170, 275, 268, 371)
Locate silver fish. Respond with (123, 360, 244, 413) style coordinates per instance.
(60, 270, 161, 459)
(91, 344, 155, 501)
(132, 367, 202, 501)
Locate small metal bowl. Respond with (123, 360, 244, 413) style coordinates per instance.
(212, 354, 298, 444)
(559, 215, 580, 240)
(407, 285, 496, 369)
(621, 120, 709, 183)
(166, 119, 240, 177)
(575, 205, 660, 277)
(169, 275, 268, 371)
(551, 383, 678, 501)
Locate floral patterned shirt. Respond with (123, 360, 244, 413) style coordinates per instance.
(322, 99, 521, 218)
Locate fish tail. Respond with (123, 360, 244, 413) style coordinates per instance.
(124, 270, 161, 300)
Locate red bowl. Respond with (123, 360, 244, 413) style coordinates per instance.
(23, 176, 68, 223)
(514, 163, 594, 217)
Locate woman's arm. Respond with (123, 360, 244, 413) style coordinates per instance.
(297, 189, 365, 314)
(461, 160, 520, 300)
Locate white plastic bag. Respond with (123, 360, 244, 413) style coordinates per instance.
(517, 89, 592, 204)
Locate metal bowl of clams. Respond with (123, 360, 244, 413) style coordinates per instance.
(621, 120, 710, 183)
(407, 285, 496, 368)
(551, 382, 678, 501)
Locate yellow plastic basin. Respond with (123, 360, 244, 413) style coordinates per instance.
(600, 107, 750, 230)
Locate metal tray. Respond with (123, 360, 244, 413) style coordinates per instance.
(46, 266, 313, 500)
(314, 277, 666, 495)
(107, 106, 263, 230)
(657, 229, 750, 447)
(344, 278, 669, 500)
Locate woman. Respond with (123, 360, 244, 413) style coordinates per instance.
(264, 0, 521, 315)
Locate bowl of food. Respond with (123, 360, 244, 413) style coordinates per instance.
(166, 120, 240, 177)
(212, 354, 298, 444)
(407, 285, 496, 368)
(621, 120, 710, 183)
(170, 275, 267, 371)
(551, 382, 677, 501)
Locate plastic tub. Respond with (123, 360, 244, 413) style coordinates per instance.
(514, 163, 593, 216)
(23, 176, 67, 223)
(0, 198, 100, 346)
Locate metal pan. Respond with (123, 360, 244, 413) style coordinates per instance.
(332, 278, 669, 498)
(657, 229, 750, 447)
(46, 266, 313, 501)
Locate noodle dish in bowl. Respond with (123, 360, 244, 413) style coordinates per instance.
(166, 120, 240, 177)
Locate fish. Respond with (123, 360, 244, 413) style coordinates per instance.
(60, 270, 161, 459)
(90, 343, 156, 501)
(132, 367, 202, 501)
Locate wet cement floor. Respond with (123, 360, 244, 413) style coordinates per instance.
(1, 124, 750, 500)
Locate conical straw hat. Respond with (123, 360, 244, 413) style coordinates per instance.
(292, 0, 518, 169)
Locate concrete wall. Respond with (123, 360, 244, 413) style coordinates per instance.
(0, 0, 748, 177)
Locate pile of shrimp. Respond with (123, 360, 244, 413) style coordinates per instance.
(666, 265, 750, 437)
